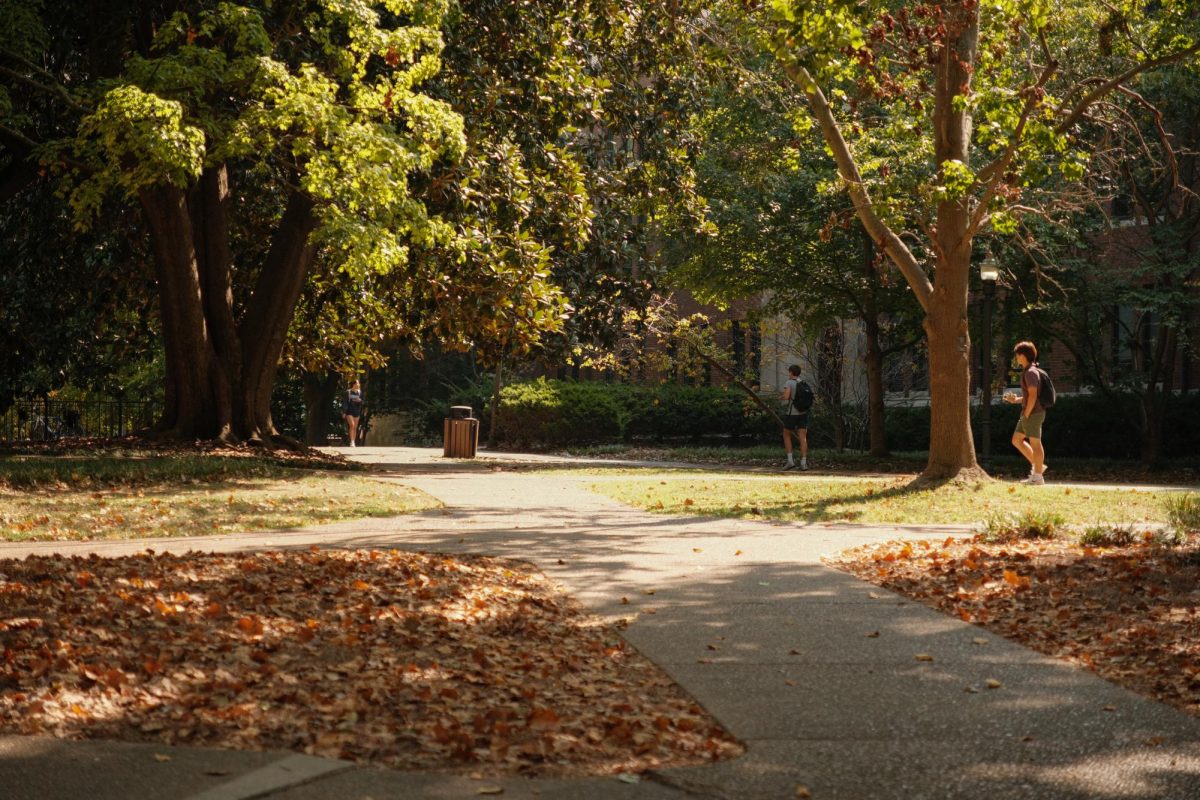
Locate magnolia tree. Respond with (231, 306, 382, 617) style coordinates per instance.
(2, 0, 564, 445)
(768, 0, 1199, 480)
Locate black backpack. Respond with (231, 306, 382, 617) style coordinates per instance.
(1034, 367, 1055, 409)
(792, 380, 814, 413)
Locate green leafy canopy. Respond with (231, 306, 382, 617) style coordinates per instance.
(57, 1, 466, 281)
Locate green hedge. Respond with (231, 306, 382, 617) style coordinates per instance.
(413, 378, 1200, 459)
(488, 379, 774, 447)
(413, 378, 772, 448)
(885, 391, 1200, 459)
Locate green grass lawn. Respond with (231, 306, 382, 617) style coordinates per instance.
(588, 473, 1183, 526)
(564, 444, 1200, 485)
(0, 453, 440, 542)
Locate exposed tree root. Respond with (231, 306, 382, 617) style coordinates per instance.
(911, 465, 992, 489)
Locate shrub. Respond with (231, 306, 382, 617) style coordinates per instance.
(1163, 493, 1200, 543)
(444, 379, 774, 449)
(623, 383, 756, 441)
(1078, 524, 1137, 548)
(490, 378, 627, 447)
(980, 509, 1064, 543)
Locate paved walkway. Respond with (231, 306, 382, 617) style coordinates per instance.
(3, 447, 1200, 799)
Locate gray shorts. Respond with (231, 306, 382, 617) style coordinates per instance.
(1015, 411, 1045, 440)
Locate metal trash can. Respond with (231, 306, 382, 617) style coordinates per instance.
(443, 406, 479, 458)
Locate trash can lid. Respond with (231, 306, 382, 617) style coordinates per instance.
(449, 405, 473, 419)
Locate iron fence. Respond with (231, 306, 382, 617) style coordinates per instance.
(0, 399, 154, 443)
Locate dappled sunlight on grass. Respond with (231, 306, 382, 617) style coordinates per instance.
(1, 474, 439, 542)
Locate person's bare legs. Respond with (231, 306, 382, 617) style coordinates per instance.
(782, 429, 794, 466)
(1011, 432, 1034, 470)
(797, 429, 808, 463)
(346, 415, 358, 446)
(1011, 433, 1045, 476)
(1029, 437, 1045, 475)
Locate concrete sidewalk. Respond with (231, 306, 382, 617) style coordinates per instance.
(3, 446, 1200, 799)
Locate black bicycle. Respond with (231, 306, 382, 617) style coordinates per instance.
(28, 408, 86, 440)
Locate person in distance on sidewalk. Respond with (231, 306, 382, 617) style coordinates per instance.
(1004, 341, 1047, 484)
(781, 364, 811, 471)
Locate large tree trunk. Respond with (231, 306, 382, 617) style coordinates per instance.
(139, 183, 225, 439)
(236, 191, 317, 442)
(303, 370, 339, 445)
(818, 325, 845, 451)
(862, 314, 889, 457)
(191, 166, 238, 440)
(923, 290, 981, 480)
(920, 2, 984, 482)
(139, 172, 316, 446)
(1139, 325, 1178, 464)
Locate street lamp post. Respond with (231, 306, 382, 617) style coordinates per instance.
(979, 256, 1000, 471)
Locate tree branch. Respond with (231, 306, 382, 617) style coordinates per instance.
(880, 334, 924, 358)
(1056, 43, 1200, 135)
(781, 63, 934, 313)
(1112, 84, 1184, 211)
(0, 121, 39, 150)
(0, 64, 88, 113)
(681, 337, 786, 426)
(969, 59, 1060, 235)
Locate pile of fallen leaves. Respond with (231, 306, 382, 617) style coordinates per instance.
(0, 548, 740, 774)
(830, 534, 1200, 715)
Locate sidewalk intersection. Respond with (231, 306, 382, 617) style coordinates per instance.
(3, 447, 1199, 799)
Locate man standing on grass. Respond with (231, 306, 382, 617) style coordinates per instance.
(1004, 341, 1047, 485)
(781, 364, 811, 471)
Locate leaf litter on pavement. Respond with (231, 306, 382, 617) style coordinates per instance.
(0, 548, 741, 774)
(829, 533, 1200, 716)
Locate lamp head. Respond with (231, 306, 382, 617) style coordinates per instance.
(980, 255, 1000, 282)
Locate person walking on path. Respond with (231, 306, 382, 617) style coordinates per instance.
(1004, 341, 1047, 484)
(343, 379, 365, 447)
(781, 364, 811, 471)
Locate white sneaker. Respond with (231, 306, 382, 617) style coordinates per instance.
(1022, 473, 1044, 485)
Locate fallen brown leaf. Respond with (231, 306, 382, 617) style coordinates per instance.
(829, 532, 1200, 719)
(0, 549, 743, 776)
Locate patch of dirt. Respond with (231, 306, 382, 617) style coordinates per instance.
(0, 548, 742, 774)
(829, 534, 1200, 716)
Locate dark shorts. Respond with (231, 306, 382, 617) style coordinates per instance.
(343, 409, 361, 418)
(784, 413, 809, 431)
(1014, 411, 1045, 440)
